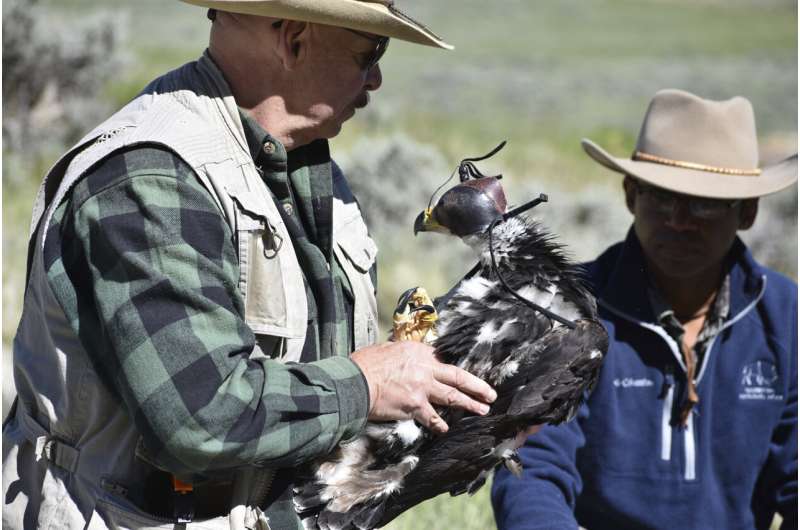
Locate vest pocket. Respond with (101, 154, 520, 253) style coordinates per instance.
(229, 190, 308, 359)
(243, 228, 292, 330)
(335, 216, 377, 274)
(332, 200, 379, 349)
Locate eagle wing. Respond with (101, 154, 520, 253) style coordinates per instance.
(366, 289, 608, 527)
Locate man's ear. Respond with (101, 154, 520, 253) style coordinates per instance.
(622, 175, 637, 214)
(274, 20, 310, 70)
(738, 198, 758, 230)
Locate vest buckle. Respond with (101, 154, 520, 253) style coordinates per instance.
(33, 435, 80, 473)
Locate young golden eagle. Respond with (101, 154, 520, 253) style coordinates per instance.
(293, 146, 608, 530)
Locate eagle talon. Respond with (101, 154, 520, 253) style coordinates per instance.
(391, 287, 439, 343)
(394, 286, 421, 314)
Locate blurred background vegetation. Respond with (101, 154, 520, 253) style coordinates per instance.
(2, 0, 796, 528)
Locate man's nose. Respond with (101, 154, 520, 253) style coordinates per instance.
(365, 63, 382, 91)
(664, 199, 698, 231)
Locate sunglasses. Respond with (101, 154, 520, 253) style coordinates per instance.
(271, 20, 389, 72)
(342, 28, 390, 71)
(634, 181, 740, 220)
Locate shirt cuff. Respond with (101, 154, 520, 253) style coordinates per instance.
(311, 357, 370, 443)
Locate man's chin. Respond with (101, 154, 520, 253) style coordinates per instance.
(318, 103, 366, 139)
(320, 118, 346, 140)
(650, 247, 717, 280)
(656, 244, 697, 260)
(654, 247, 703, 267)
(333, 107, 357, 131)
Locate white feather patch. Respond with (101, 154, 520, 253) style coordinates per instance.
(492, 437, 519, 459)
(476, 321, 499, 344)
(456, 277, 496, 300)
(515, 283, 557, 308)
(393, 420, 422, 446)
(479, 218, 528, 264)
(495, 318, 518, 340)
(549, 294, 582, 324)
(379, 455, 419, 496)
(497, 359, 519, 380)
(455, 301, 481, 317)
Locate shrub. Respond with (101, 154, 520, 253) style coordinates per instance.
(2, 0, 127, 182)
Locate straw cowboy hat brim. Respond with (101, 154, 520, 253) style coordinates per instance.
(582, 89, 797, 199)
(582, 139, 798, 200)
(179, 0, 453, 49)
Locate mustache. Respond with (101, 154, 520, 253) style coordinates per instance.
(354, 92, 370, 109)
(654, 230, 703, 247)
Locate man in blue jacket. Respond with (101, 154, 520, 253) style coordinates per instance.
(492, 89, 798, 530)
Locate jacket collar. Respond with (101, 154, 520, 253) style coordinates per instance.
(598, 227, 764, 324)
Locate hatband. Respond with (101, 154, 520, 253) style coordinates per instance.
(632, 151, 762, 176)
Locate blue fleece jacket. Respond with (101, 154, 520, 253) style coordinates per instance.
(492, 231, 797, 530)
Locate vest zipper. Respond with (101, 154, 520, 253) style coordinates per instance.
(250, 468, 276, 512)
(229, 467, 275, 529)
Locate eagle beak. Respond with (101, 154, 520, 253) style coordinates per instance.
(413, 208, 448, 236)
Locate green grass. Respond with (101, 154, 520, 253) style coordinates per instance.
(384, 479, 496, 530)
(406, 0, 796, 61)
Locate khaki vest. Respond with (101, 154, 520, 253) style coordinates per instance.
(2, 53, 378, 530)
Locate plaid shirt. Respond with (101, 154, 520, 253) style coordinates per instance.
(648, 274, 731, 369)
(43, 117, 370, 482)
(648, 274, 731, 425)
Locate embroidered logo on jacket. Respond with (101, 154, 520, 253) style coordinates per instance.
(612, 377, 655, 388)
(739, 360, 783, 401)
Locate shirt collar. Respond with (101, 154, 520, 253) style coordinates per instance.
(600, 227, 758, 324)
(237, 110, 335, 255)
(238, 109, 287, 171)
(647, 274, 731, 330)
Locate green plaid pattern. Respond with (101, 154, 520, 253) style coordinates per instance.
(44, 142, 369, 480)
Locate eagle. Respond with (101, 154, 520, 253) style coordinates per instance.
(293, 144, 608, 530)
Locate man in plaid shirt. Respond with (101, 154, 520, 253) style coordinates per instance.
(2, 2, 497, 529)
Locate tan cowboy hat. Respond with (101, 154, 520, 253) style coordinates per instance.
(178, 0, 453, 49)
(581, 89, 797, 199)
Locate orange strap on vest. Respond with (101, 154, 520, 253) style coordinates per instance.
(172, 476, 193, 494)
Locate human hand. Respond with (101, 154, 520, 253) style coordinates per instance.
(350, 341, 497, 434)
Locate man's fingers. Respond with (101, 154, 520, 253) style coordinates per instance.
(433, 363, 497, 404)
(352, 342, 497, 428)
(430, 381, 491, 416)
(415, 401, 449, 434)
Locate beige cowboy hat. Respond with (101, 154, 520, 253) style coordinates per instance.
(178, 0, 452, 49)
(581, 89, 797, 199)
